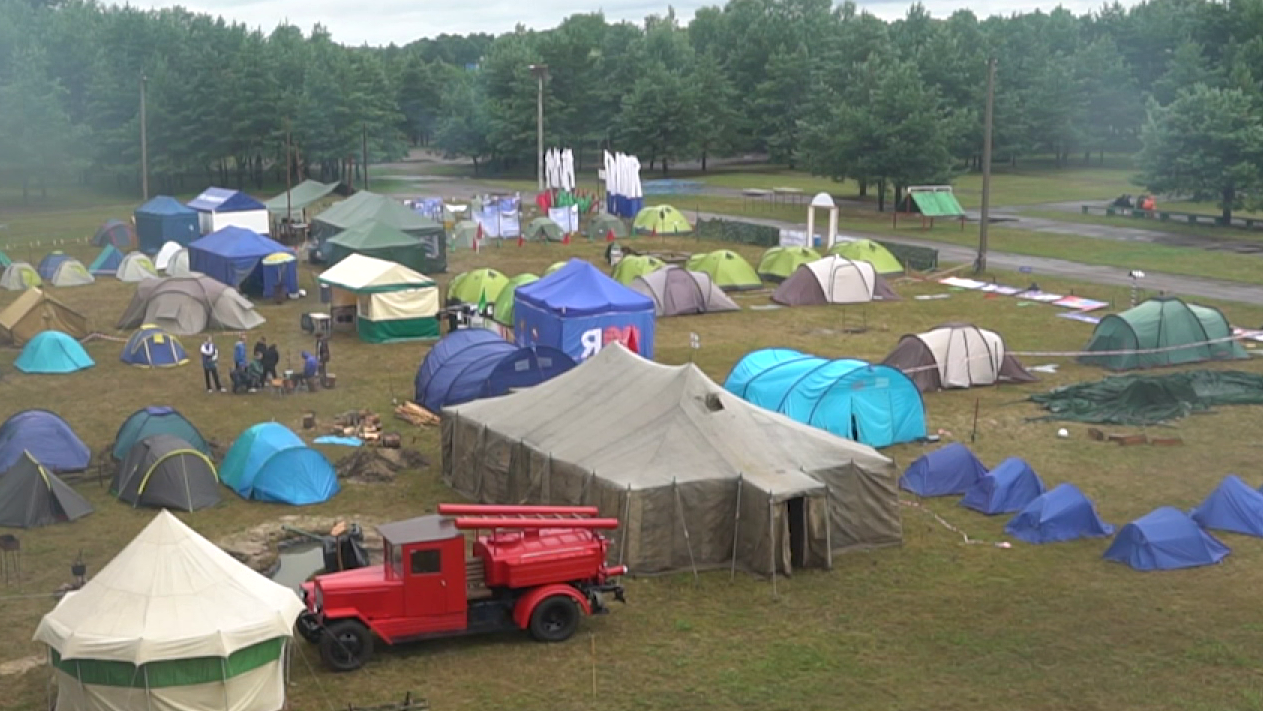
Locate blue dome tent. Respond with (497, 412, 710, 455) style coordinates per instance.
(37, 252, 71, 281)
(15, 331, 94, 374)
(134, 196, 200, 254)
(514, 259, 656, 361)
(725, 348, 926, 448)
(1189, 475, 1263, 537)
(220, 423, 338, 505)
(188, 226, 297, 298)
(112, 406, 208, 460)
(89, 245, 124, 275)
(960, 457, 1047, 515)
(1103, 507, 1230, 571)
(899, 443, 987, 497)
(1004, 483, 1114, 544)
(120, 325, 188, 368)
(414, 330, 576, 413)
(0, 409, 90, 472)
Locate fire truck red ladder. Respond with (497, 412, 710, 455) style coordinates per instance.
(438, 504, 619, 530)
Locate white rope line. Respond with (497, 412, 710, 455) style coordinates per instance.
(79, 333, 129, 344)
(900, 500, 1010, 548)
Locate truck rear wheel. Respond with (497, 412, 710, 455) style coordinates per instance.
(319, 620, 374, 672)
(529, 595, 580, 643)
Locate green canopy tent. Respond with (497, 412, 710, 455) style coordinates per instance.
(612, 255, 666, 285)
(1079, 297, 1248, 371)
(829, 239, 903, 275)
(685, 250, 761, 291)
(524, 217, 564, 242)
(896, 186, 966, 229)
(326, 220, 428, 273)
(312, 191, 446, 272)
(757, 246, 820, 282)
(586, 214, 628, 241)
(447, 268, 509, 305)
(264, 180, 341, 222)
(493, 274, 539, 328)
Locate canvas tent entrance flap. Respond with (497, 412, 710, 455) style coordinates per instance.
(1030, 370, 1263, 425)
(443, 344, 902, 576)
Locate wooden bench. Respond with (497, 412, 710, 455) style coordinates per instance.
(1082, 204, 1262, 229)
(465, 557, 492, 600)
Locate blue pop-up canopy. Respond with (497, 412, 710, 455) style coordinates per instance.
(1189, 474, 1263, 537)
(960, 457, 1047, 515)
(188, 226, 297, 298)
(898, 443, 987, 496)
(514, 259, 656, 361)
(1005, 483, 1114, 544)
(134, 196, 200, 254)
(1104, 507, 1230, 571)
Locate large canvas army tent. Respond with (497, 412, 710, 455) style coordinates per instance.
(772, 256, 899, 306)
(117, 275, 264, 336)
(0, 287, 88, 345)
(189, 226, 297, 298)
(629, 266, 740, 317)
(882, 324, 1035, 392)
(187, 187, 270, 235)
(444, 344, 902, 576)
(317, 253, 439, 342)
(514, 259, 656, 361)
(326, 220, 430, 273)
(0, 452, 93, 528)
(134, 196, 200, 253)
(0, 409, 91, 473)
(1079, 297, 1247, 371)
(312, 191, 446, 273)
(33, 510, 305, 711)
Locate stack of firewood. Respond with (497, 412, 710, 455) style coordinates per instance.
(332, 409, 383, 443)
(394, 402, 440, 427)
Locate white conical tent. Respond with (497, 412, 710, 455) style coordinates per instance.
(34, 510, 304, 711)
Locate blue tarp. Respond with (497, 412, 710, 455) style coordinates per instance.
(514, 259, 656, 361)
(725, 348, 926, 448)
(414, 331, 576, 413)
(1189, 474, 1263, 537)
(1005, 483, 1115, 544)
(899, 443, 987, 496)
(0, 409, 90, 473)
(960, 457, 1047, 515)
(135, 196, 200, 254)
(188, 226, 297, 298)
(15, 331, 94, 374)
(89, 245, 124, 275)
(220, 423, 338, 505)
(187, 187, 267, 213)
(1103, 506, 1230, 570)
(112, 406, 208, 460)
(37, 252, 70, 281)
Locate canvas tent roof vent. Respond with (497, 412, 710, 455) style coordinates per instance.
(1080, 297, 1247, 371)
(0, 451, 93, 528)
(959, 457, 1046, 515)
(883, 323, 1035, 392)
(899, 443, 987, 497)
(1104, 507, 1230, 570)
(1189, 474, 1263, 537)
(1004, 483, 1114, 544)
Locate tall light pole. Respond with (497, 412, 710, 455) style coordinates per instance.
(976, 57, 996, 274)
(140, 73, 149, 200)
(529, 64, 548, 192)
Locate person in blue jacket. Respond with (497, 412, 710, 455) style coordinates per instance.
(233, 333, 247, 369)
(301, 350, 319, 390)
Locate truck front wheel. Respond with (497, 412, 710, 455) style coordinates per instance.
(528, 595, 580, 643)
(319, 620, 374, 672)
(295, 612, 322, 644)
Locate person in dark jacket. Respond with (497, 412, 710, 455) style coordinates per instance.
(254, 336, 268, 361)
(316, 335, 330, 382)
(262, 343, 280, 382)
(200, 336, 226, 393)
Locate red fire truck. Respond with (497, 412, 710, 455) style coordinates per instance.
(298, 504, 627, 671)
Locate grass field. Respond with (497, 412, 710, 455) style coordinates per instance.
(4, 199, 1263, 711)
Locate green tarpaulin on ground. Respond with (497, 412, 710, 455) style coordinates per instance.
(264, 180, 340, 218)
(909, 190, 965, 217)
(1029, 370, 1263, 425)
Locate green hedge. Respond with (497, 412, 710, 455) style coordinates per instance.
(876, 241, 939, 272)
(695, 218, 779, 247)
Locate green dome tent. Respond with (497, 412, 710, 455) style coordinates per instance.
(829, 239, 903, 275)
(685, 250, 761, 291)
(544, 261, 567, 275)
(633, 205, 692, 235)
(447, 268, 509, 305)
(611, 255, 666, 285)
(586, 214, 628, 241)
(524, 217, 564, 242)
(1079, 297, 1247, 371)
(757, 246, 821, 282)
(493, 274, 540, 327)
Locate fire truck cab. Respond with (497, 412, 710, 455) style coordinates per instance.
(299, 504, 626, 671)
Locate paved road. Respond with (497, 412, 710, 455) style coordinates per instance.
(691, 211, 1263, 306)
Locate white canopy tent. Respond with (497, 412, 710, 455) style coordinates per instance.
(318, 253, 440, 343)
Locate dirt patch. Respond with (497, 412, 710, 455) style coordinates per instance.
(218, 515, 383, 575)
(0, 655, 45, 677)
(335, 447, 429, 484)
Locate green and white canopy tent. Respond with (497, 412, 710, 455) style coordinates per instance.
(318, 253, 440, 342)
(33, 510, 304, 711)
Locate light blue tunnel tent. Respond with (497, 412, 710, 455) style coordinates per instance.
(724, 348, 926, 447)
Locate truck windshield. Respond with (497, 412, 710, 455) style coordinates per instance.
(388, 542, 402, 578)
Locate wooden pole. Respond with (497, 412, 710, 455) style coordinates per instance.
(140, 74, 149, 200)
(285, 121, 293, 227)
(362, 125, 369, 191)
(976, 57, 996, 274)
(970, 397, 981, 443)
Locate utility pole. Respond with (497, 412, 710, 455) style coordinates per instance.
(285, 120, 293, 227)
(362, 124, 369, 191)
(529, 64, 549, 192)
(140, 74, 149, 200)
(976, 57, 996, 275)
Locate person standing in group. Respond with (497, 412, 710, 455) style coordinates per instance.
(254, 335, 268, 361)
(234, 334, 247, 370)
(200, 336, 226, 393)
(262, 340, 280, 382)
(316, 334, 330, 384)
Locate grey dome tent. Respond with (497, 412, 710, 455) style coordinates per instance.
(628, 266, 740, 317)
(116, 275, 264, 336)
(112, 434, 221, 511)
(0, 451, 93, 528)
(882, 323, 1036, 392)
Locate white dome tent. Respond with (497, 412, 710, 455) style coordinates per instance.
(882, 323, 1036, 392)
(771, 255, 899, 306)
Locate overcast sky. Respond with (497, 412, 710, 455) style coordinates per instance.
(123, 0, 1124, 47)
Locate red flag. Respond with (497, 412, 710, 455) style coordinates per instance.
(625, 328, 639, 354)
(652, 226, 658, 237)
(606, 229, 615, 243)
(476, 223, 484, 239)
(517, 234, 525, 247)
(562, 232, 570, 245)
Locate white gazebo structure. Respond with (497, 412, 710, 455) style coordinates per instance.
(807, 192, 840, 249)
